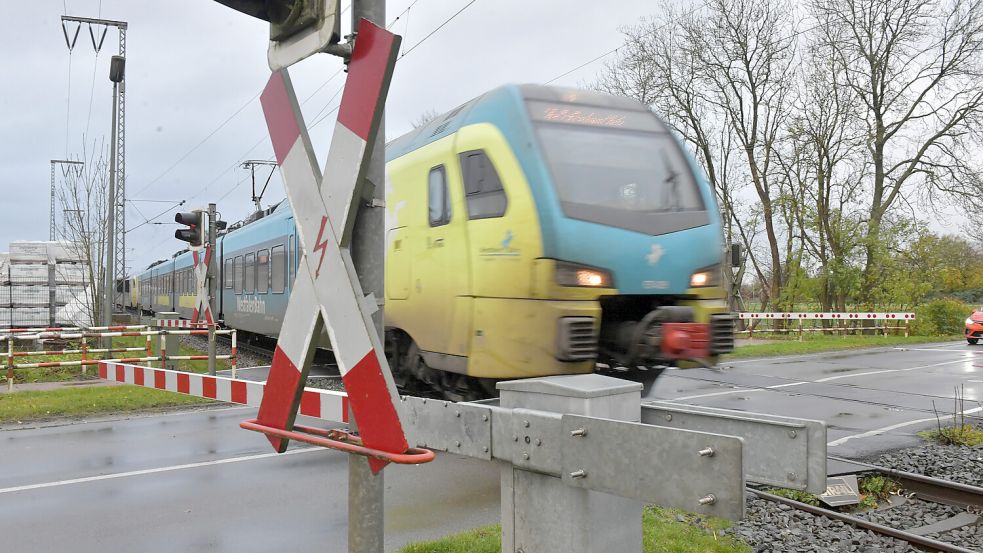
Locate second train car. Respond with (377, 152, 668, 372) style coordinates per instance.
(128, 84, 734, 400)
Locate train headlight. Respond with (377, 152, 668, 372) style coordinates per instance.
(556, 261, 613, 288)
(690, 265, 720, 288)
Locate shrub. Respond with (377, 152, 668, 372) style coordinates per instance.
(911, 297, 972, 336)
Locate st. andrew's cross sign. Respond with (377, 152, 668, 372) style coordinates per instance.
(254, 19, 406, 473)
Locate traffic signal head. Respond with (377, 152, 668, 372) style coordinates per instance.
(175, 211, 203, 247)
(212, 0, 340, 70)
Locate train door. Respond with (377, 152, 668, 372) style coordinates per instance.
(453, 124, 543, 377)
(411, 159, 472, 364)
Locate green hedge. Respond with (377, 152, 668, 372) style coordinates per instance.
(911, 298, 973, 336)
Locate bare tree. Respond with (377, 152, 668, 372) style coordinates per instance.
(811, 0, 983, 305)
(781, 42, 868, 312)
(596, 0, 800, 311)
(56, 138, 110, 326)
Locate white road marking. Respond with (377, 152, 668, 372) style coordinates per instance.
(827, 406, 983, 447)
(892, 347, 982, 353)
(0, 446, 322, 495)
(725, 342, 962, 365)
(672, 359, 968, 400)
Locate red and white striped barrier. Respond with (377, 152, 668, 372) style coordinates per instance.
(737, 312, 915, 339)
(4, 329, 237, 390)
(0, 324, 148, 338)
(156, 319, 207, 328)
(5, 328, 234, 340)
(97, 361, 349, 424)
(738, 312, 915, 320)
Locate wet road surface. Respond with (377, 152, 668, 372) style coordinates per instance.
(1, 340, 978, 551)
(651, 340, 982, 458)
(0, 407, 499, 552)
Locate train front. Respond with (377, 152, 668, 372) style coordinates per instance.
(518, 85, 734, 381)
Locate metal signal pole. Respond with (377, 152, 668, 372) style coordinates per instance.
(349, 1, 387, 551)
(207, 203, 218, 376)
(103, 55, 125, 328)
(61, 15, 128, 307)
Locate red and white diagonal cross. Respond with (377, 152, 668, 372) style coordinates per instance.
(255, 19, 405, 473)
(191, 246, 213, 325)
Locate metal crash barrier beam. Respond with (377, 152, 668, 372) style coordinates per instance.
(643, 401, 826, 493)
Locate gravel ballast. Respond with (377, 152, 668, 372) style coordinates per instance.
(874, 443, 983, 488)
(727, 441, 982, 552)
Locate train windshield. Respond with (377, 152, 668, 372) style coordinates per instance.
(527, 100, 709, 236)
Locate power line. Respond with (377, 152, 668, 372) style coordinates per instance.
(126, 200, 185, 233)
(544, 46, 620, 85)
(398, 0, 480, 60)
(130, 90, 261, 197)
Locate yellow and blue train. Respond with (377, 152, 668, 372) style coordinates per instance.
(128, 84, 734, 399)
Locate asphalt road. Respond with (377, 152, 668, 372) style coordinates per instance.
(651, 340, 983, 458)
(1, 340, 979, 552)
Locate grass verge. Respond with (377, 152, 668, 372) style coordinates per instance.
(0, 385, 213, 424)
(724, 334, 962, 360)
(395, 506, 750, 553)
(918, 424, 983, 446)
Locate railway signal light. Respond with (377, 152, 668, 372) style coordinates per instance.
(175, 211, 203, 247)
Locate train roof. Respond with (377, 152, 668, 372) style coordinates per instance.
(385, 84, 647, 162)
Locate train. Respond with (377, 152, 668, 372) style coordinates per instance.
(126, 84, 735, 400)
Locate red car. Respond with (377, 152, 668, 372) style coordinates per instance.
(967, 309, 983, 345)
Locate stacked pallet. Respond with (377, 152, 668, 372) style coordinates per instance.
(1, 241, 92, 328)
(0, 252, 8, 326)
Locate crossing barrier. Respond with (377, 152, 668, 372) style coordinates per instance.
(3, 325, 237, 391)
(737, 312, 916, 340)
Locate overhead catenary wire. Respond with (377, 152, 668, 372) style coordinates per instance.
(126, 200, 186, 233)
(398, 0, 479, 60)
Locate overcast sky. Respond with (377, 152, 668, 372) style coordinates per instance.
(1, 0, 667, 271)
(2, 1, 968, 274)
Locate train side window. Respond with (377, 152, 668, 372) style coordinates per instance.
(234, 256, 243, 294)
(271, 245, 285, 294)
(257, 249, 270, 294)
(244, 253, 255, 294)
(224, 259, 234, 289)
(460, 150, 507, 219)
(428, 166, 451, 226)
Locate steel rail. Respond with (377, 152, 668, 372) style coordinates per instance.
(828, 455, 983, 511)
(748, 489, 979, 553)
(214, 334, 273, 359)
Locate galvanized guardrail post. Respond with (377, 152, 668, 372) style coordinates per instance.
(497, 376, 645, 553)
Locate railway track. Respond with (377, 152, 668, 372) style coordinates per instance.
(750, 458, 983, 553)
